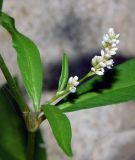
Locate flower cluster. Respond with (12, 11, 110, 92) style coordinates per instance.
(68, 76, 79, 93)
(67, 28, 119, 93)
(91, 28, 120, 75)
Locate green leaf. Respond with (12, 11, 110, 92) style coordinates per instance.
(0, 12, 43, 111)
(58, 59, 135, 112)
(58, 53, 69, 92)
(42, 104, 73, 157)
(0, 0, 3, 11)
(0, 84, 46, 160)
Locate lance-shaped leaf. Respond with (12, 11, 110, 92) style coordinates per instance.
(42, 104, 73, 157)
(58, 59, 135, 112)
(0, 12, 43, 111)
(58, 53, 69, 92)
(0, 84, 46, 160)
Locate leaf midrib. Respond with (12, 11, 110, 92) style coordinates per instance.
(49, 108, 70, 154)
(15, 33, 39, 107)
(58, 82, 135, 111)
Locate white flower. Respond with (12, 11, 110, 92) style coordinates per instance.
(99, 61, 106, 68)
(101, 49, 111, 58)
(112, 43, 116, 47)
(108, 28, 115, 37)
(108, 28, 120, 39)
(68, 76, 79, 86)
(68, 76, 79, 93)
(102, 28, 119, 57)
(106, 59, 114, 69)
(69, 87, 76, 93)
(92, 56, 102, 66)
(103, 34, 109, 42)
(91, 67, 104, 76)
(91, 28, 119, 76)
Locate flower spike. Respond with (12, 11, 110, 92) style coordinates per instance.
(91, 28, 120, 75)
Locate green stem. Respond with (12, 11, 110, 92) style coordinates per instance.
(0, 55, 38, 160)
(47, 72, 95, 106)
(27, 131, 36, 160)
(0, 54, 29, 112)
(79, 72, 94, 83)
(79, 75, 89, 83)
(26, 112, 39, 160)
(48, 90, 69, 105)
